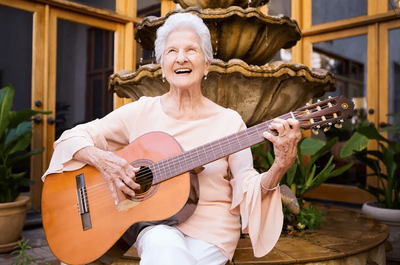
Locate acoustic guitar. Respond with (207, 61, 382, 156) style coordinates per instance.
(42, 96, 354, 264)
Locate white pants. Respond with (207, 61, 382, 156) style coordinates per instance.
(133, 225, 229, 265)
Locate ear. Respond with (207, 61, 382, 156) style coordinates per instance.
(204, 59, 211, 76)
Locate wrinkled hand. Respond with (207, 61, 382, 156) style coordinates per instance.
(74, 146, 140, 205)
(95, 151, 141, 205)
(262, 118, 301, 171)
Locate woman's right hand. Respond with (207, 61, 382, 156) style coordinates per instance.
(74, 146, 140, 205)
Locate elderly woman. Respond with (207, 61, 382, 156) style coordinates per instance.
(44, 13, 300, 265)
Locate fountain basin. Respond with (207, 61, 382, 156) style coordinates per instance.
(135, 7, 301, 65)
(172, 0, 269, 9)
(109, 59, 335, 127)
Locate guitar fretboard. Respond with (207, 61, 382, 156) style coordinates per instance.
(148, 117, 276, 184)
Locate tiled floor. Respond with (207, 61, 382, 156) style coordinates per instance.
(0, 227, 60, 265)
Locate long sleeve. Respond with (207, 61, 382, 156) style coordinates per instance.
(229, 130, 283, 257)
(42, 99, 144, 181)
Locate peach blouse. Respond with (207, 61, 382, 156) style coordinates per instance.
(42, 96, 283, 260)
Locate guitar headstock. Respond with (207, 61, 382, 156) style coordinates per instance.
(294, 96, 355, 135)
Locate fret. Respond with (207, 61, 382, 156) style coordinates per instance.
(207, 143, 216, 161)
(235, 133, 242, 150)
(226, 136, 233, 154)
(244, 130, 252, 147)
(160, 159, 168, 180)
(194, 147, 203, 168)
(188, 149, 196, 171)
(170, 155, 178, 177)
(201, 144, 209, 164)
(216, 139, 225, 158)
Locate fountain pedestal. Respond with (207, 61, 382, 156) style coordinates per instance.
(113, 204, 389, 265)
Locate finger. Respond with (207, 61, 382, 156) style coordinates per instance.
(116, 178, 136, 197)
(107, 181, 119, 205)
(286, 118, 300, 130)
(269, 122, 285, 135)
(124, 164, 138, 181)
(263, 131, 277, 143)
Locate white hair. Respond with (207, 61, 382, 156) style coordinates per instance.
(154, 13, 213, 64)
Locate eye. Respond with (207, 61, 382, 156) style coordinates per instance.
(166, 48, 177, 54)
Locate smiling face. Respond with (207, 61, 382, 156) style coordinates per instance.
(162, 29, 211, 91)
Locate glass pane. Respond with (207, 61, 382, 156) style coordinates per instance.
(388, 0, 400, 11)
(312, 0, 367, 25)
(66, 0, 116, 11)
(311, 35, 367, 187)
(268, 0, 292, 63)
(56, 19, 114, 140)
(136, 0, 161, 68)
(137, 0, 160, 18)
(388, 27, 400, 143)
(268, 0, 291, 16)
(0, 5, 32, 111)
(0, 5, 33, 193)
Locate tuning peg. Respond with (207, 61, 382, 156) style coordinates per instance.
(323, 122, 332, 132)
(312, 127, 319, 135)
(335, 123, 342, 129)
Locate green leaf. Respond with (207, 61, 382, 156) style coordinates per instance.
(357, 126, 400, 153)
(8, 131, 32, 155)
(296, 204, 325, 230)
(5, 121, 32, 146)
(285, 163, 297, 186)
(0, 84, 14, 140)
(329, 162, 354, 177)
(300, 138, 325, 156)
(340, 132, 369, 158)
(8, 108, 51, 129)
(305, 137, 338, 175)
(10, 172, 27, 179)
(7, 147, 44, 166)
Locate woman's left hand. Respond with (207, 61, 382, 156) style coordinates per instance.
(262, 118, 302, 171)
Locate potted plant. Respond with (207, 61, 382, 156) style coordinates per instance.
(0, 84, 50, 253)
(340, 117, 400, 261)
(252, 136, 353, 231)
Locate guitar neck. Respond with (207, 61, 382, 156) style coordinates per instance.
(149, 117, 278, 184)
(149, 95, 355, 184)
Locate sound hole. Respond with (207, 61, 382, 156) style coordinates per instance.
(126, 159, 157, 202)
(134, 166, 153, 194)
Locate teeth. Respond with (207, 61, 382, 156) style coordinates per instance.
(175, 69, 191, 73)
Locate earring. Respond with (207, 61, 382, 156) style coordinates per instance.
(204, 76, 207, 80)
(162, 76, 165, 83)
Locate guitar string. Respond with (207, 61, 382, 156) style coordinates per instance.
(83, 119, 274, 204)
(83, 112, 297, 204)
(84, 134, 263, 205)
(82, 105, 338, 204)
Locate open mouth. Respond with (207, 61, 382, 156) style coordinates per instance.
(174, 69, 192, 74)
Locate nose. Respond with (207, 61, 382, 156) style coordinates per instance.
(176, 49, 187, 63)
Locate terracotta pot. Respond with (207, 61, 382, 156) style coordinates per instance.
(362, 201, 400, 261)
(172, 0, 270, 9)
(0, 195, 29, 251)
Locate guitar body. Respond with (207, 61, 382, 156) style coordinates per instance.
(42, 132, 199, 265)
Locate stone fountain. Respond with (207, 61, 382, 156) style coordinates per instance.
(109, 1, 336, 127)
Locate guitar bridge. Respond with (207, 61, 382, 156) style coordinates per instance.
(76, 174, 92, 231)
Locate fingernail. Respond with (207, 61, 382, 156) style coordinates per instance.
(115, 200, 118, 205)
